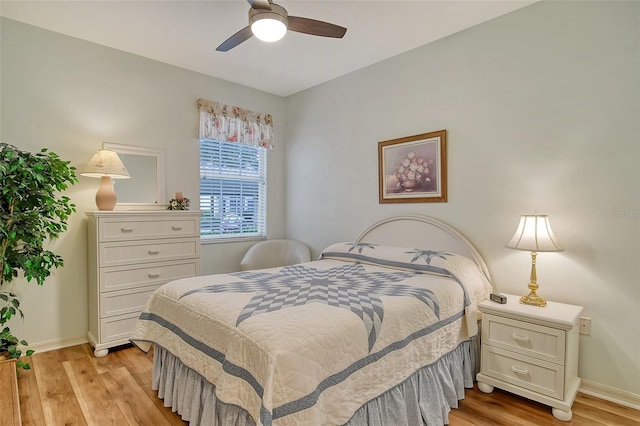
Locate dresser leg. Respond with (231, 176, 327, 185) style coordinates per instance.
(94, 348, 109, 357)
(477, 381, 494, 393)
(552, 408, 572, 421)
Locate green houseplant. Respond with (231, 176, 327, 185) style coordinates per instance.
(0, 143, 77, 370)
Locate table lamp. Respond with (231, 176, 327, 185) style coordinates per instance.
(81, 149, 130, 210)
(506, 213, 563, 307)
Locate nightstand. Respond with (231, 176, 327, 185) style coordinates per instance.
(476, 294, 583, 421)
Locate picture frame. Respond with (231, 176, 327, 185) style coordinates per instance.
(378, 129, 447, 203)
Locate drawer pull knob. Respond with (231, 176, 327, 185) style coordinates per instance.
(148, 273, 160, 278)
(511, 366, 529, 375)
(512, 334, 530, 343)
(171, 226, 183, 231)
(148, 250, 160, 255)
(121, 228, 134, 233)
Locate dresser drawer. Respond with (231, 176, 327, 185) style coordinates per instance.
(483, 314, 566, 364)
(100, 260, 198, 292)
(482, 345, 564, 399)
(99, 217, 199, 241)
(100, 283, 162, 318)
(100, 239, 199, 267)
(100, 312, 142, 343)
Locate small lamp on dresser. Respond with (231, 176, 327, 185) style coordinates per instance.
(506, 213, 563, 307)
(81, 149, 130, 211)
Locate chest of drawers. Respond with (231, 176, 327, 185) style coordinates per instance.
(86, 210, 201, 357)
(476, 294, 583, 421)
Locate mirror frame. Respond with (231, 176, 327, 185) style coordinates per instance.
(102, 142, 166, 209)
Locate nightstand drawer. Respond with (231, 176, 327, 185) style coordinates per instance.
(482, 345, 564, 399)
(483, 314, 566, 364)
(100, 239, 199, 267)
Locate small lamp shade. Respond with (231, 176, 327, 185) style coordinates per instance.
(506, 214, 563, 252)
(80, 149, 130, 211)
(506, 214, 562, 307)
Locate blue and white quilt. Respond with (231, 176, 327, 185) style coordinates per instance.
(131, 243, 492, 426)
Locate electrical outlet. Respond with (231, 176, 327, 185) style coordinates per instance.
(579, 317, 591, 335)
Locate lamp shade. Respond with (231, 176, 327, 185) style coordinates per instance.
(506, 214, 563, 252)
(80, 149, 130, 179)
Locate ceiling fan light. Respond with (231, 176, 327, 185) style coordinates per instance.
(251, 16, 287, 42)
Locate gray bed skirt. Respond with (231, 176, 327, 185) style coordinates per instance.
(152, 338, 478, 426)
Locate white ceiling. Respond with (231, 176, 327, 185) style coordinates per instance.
(0, 1, 535, 97)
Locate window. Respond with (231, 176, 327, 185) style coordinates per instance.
(200, 139, 267, 240)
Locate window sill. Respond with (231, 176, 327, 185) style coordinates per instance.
(200, 236, 266, 245)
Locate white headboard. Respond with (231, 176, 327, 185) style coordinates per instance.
(356, 215, 490, 280)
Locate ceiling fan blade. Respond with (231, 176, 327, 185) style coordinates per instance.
(216, 26, 254, 52)
(247, 0, 272, 10)
(288, 16, 347, 38)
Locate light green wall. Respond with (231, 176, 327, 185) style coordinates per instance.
(285, 1, 639, 396)
(0, 17, 286, 348)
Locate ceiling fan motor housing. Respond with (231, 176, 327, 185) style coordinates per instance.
(249, 3, 289, 29)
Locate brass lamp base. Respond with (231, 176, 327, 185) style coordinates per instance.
(520, 292, 547, 307)
(519, 251, 547, 307)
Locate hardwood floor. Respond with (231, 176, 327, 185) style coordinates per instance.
(16, 343, 639, 425)
(449, 387, 640, 426)
(17, 344, 186, 426)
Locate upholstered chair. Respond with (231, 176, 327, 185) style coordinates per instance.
(240, 239, 311, 271)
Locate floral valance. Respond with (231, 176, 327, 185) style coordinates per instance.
(198, 98, 274, 150)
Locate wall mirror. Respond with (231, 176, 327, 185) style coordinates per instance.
(102, 142, 165, 207)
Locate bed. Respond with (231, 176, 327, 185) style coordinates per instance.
(130, 215, 493, 425)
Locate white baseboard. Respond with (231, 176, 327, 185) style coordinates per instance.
(580, 379, 640, 410)
(26, 334, 89, 354)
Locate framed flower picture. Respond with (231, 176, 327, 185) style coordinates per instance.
(378, 130, 447, 203)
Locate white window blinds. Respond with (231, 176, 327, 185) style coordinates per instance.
(200, 139, 267, 239)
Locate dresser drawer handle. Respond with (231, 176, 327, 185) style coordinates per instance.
(148, 250, 160, 255)
(512, 334, 530, 343)
(120, 228, 134, 233)
(171, 226, 183, 231)
(511, 366, 529, 375)
(148, 273, 160, 279)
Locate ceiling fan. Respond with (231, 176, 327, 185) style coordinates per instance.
(216, 0, 347, 52)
